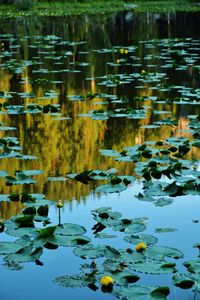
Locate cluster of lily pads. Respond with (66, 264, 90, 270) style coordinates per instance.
(1, 203, 199, 299)
(0, 30, 200, 300)
(52, 207, 200, 299)
(67, 132, 200, 203)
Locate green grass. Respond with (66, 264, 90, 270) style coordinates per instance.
(0, 0, 199, 18)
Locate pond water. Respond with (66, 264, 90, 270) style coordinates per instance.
(0, 11, 200, 300)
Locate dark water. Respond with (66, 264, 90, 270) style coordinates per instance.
(0, 12, 200, 300)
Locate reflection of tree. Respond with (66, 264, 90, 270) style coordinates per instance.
(0, 12, 200, 219)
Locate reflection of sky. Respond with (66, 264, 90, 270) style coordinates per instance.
(1, 184, 200, 300)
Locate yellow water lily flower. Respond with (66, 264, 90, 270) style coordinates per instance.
(119, 48, 128, 54)
(100, 275, 114, 286)
(116, 59, 121, 64)
(141, 69, 146, 75)
(135, 242, 147, 252)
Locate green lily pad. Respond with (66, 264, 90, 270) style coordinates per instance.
(4, 245, 43, 263)
(112, 285, 170, 299)
(6, 172, 36, 185)
(184, 260, 200, 274)
(96, 184, 127, 193)
(145, 246, 184, 261)
(34, 234, 90, 248)
(0, 242, 22, 255)
(38, 226, 56, 238)
(124, 234, 158, 246)
(5, 219, 37, 237)
(129, 260, 176, 274)
(55, 223, 86, 236)
(53, 272, 95, 288)
(124, 221, 147, 234)
(173, 273, 196, 289)
(155, 228, 177, 233)
(73, 244, 105, 259)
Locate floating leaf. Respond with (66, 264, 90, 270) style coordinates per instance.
(96, 184, 127, 193)
(112, 285, 170, 299)
(53, 272, 94, 288)
(73, 244, 105, 259)
(173, 274, 196, 289)
(129, 260, 176, 274)
(39, 226, 56, 238)
(184, 260, 200, 274)
(0, 242, 21, 255)
(145, 246, 184, 261)
(124, 234, 158, 246)
(4, 245, 43, 263)
(155, 228, 177, 233)
(55, 223, 86, 236)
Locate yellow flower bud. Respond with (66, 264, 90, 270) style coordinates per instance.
(116, 59, 121, 64)
(57, 201, 63, 208)
(141, 70, 146, 75)
(124, 49, 128, 54)
(100, 275, 114, 286)
(135, 242, 147, 252)
(119, 48, 124, 54)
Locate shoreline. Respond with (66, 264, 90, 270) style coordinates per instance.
(0, 1, 200, 18)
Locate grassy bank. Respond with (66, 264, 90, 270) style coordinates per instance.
(0, 0, 199, 18)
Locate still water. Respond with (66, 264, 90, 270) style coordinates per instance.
(0, 11, 200, 300)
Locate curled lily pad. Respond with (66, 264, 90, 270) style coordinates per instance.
(38, 226, 56, 238)
(4, 245, 43, 263)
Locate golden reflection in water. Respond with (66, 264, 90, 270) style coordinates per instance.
(0, 15, 200, 220)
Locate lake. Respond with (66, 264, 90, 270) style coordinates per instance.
(0, 11, 200, 300)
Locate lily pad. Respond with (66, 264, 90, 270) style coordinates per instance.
(4, 245, 43, 263)
(173, 273, 196, 289)
(73, 244, 105, 259)
(124, 234, 158, 246)
(113, 285, 170, 299)
(53, 272, 95, 288)
(55, 223, 86, 236)
(145, 246, 184, 261)
(129, 260, 176, 274)
(0, 242, 22, 255)
(96, 184, 127, 193)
